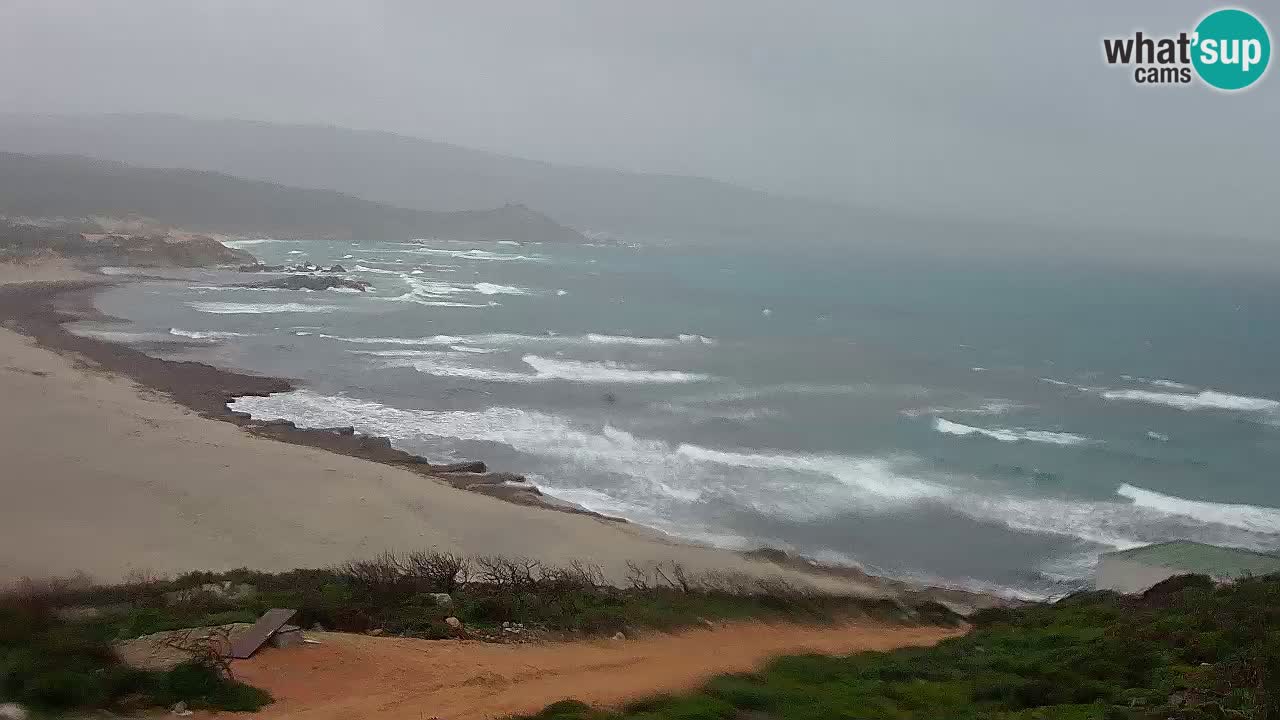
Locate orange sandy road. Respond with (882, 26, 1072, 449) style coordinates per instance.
(222, 621, 965, 720)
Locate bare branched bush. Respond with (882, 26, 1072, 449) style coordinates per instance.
(475, 555, 543, 592)
(624, 561, 652, 590)
(399, 551, 470, 593)
(159, 625, 236, 679)
(536, 561, 606, 595)
(0, 572, 96, 612)
(651, 561, 695, 593)
(337, 551, 405, 596)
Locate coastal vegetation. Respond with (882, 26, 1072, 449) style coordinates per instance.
(518, 573, 1280, 720)
(8, 553, 1278, 718)
(0, 552, 957, 714)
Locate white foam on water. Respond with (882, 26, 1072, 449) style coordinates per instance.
(415, 300, 498, 308)
(474, 282, 529, 295)
(520, 355, 711, 384)
(677, 334, 718, 345)
(398, 247, 545, 262)
(901, 399, 1022, 418)
(1102, 388, 1279, 412)
(229, 390, 1280, 561)
(1145, 378, 1195, 390)
(314, 331, 715, 351)
(168, 328, 253, 340)
(383, 354, 714, 384)
(351, 265, 401, 275)
(385, 275, 519, 306)
(72, 329, 198, 344)
(1105, 388, 1280, 413)
(584, 333, 678, 347)
(318, 333, 468, 345)
(700, 383, 928, 405)
(673, 444, 943, 505)
(933, 418, 1091, 446)
(1117, 483, 1280, 535)
(220, 238, 279, 248)
(351, 349, 465, 359)
(188, 302, 342, 314)
(1146, 430, 1170, 442)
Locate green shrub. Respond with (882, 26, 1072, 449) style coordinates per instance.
(513, 573, 1280, 720)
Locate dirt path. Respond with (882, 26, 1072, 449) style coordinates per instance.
(223, 621, 964, 720)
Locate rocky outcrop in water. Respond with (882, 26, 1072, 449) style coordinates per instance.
(237, 274, 370, 292)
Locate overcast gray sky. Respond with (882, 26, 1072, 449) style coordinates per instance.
(0, 1, 1276, 239)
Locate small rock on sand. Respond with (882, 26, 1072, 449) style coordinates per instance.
(612, 631, 626, 641)
(445, 617, 462, 630)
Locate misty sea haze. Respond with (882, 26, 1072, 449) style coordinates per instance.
(89, 237, 1280, 598)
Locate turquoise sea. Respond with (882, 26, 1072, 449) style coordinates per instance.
(88, 237, 1280, 597)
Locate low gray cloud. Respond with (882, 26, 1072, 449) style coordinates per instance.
(1, 1, 1275, 240)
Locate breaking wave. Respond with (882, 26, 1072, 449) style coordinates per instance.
(521, 355, 712, 384)
(229, 391, 1280, 558)
(187, 302, 342, 314)
(1102, 388, 1279, 413)
(1117, 483, 1280, 535)
(374, 353, 713, 384)
(168, 328, 253, 340)
(220, 238, 280, 249)
(933, 418, 1092, 446)
(398, 247, 545, 262)
(386, 275, 527, 305)
(474, 282, 530, 296)
(319, 333, 468, 346)
(315, 331, 716, 350)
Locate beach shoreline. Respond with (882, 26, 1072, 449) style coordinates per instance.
(0, 276, 621, 519)
(0, 262, 1012, 610)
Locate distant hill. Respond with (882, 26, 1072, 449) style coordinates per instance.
(0, 113, 867, 240)
(0, 152, 584, 243)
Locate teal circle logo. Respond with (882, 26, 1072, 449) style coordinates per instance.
(1192, 8, 1271, 90)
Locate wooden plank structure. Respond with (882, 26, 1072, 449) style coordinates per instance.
(228, 608, 298, 659)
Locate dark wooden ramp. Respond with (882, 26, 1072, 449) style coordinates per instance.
(228, 608, 297, 659)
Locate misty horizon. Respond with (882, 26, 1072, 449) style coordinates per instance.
(1, 1, 1276, 248)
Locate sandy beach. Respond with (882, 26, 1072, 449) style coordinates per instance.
(0, 260, 900, 595)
